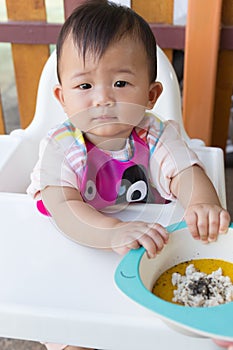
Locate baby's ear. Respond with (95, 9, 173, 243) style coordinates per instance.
(53, 84, 66, 110)
(147, 82, 163, 110)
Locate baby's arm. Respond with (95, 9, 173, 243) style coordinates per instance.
(41, 185, 168, 257)
(170, 165, 230, 242)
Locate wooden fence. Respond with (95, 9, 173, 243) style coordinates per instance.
(0, 0, 232, 149)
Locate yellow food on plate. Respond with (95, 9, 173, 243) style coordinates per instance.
(152, 259, 233, 306)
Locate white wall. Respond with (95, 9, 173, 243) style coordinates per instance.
(112, 0, 131, 6)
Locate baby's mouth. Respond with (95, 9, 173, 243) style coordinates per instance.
(88, 105, 118, 119)
(92, 115, 118, 121)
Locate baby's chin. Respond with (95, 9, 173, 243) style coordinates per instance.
(84, 124, 133, 144)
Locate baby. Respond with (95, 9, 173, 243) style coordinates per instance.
(27, 1, 231, 349)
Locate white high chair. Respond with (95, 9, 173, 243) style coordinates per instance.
(0, 48, 227, 349)
(0, 48, 226, 206)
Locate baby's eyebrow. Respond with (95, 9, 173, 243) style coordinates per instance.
(115, 69, 135, 75)
(70, 68, 135, 80)
(71, 71, 90, 80)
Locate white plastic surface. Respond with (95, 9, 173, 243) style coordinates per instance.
(0, 193, 224, 349)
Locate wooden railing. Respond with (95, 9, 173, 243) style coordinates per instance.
(183, 0, 233, 149)
(0, 0, 232, 149)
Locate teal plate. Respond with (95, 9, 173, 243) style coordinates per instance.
(115, 222, 233, 340)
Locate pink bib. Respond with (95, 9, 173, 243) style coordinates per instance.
(37, 129, 166, 216)
(80, 130, 163, 209)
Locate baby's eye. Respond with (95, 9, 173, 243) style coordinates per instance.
(114, 80, 128, 88)
(78, 83, 92, 90)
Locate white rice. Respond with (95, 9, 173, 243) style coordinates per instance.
(172, 264, 233, 307)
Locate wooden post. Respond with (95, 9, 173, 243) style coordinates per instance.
(64, 0, 88, 19)
(6, 0, 50, 129)
(212, 0, 233, 149)
(0, 93, 5, 134)
(131, 0, 174, 61)
(182, 0, 222, 145)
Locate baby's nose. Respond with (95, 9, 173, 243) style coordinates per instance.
(94, 87, 115, 107)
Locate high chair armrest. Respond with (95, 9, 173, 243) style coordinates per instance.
(0, 130, 39, 193)
(192, 145, 227, 209)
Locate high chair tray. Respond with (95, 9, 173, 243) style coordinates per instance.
(0, 193, 227, 349)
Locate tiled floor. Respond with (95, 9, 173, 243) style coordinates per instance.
(0, 338, 44, 349)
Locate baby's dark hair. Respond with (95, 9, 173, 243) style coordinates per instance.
(56, 0, 157, 83)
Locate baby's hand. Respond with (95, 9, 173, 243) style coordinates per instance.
(184, 204, 230, 243)
(213, 339, 233, 349)
(112, 221, 169, 258)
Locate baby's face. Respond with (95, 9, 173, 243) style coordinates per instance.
(54, 35, 162, 146)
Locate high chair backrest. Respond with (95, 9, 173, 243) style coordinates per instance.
(1, 46, 226, 208)
(1, 46, 189, 194)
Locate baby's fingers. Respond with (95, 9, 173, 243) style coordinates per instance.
(140, 226, 169, 258)
(184, 211, 200, 240)
(207, 210, 220, 242)
(185, 205, 231, 243)
(147, 223, 169, 243)
(113, 239, 140, 255)
(213, 339, 233, 349)
(137, 234, 158, 259)
(219, 209, 231, 234)
(208, 208, 230, 241)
